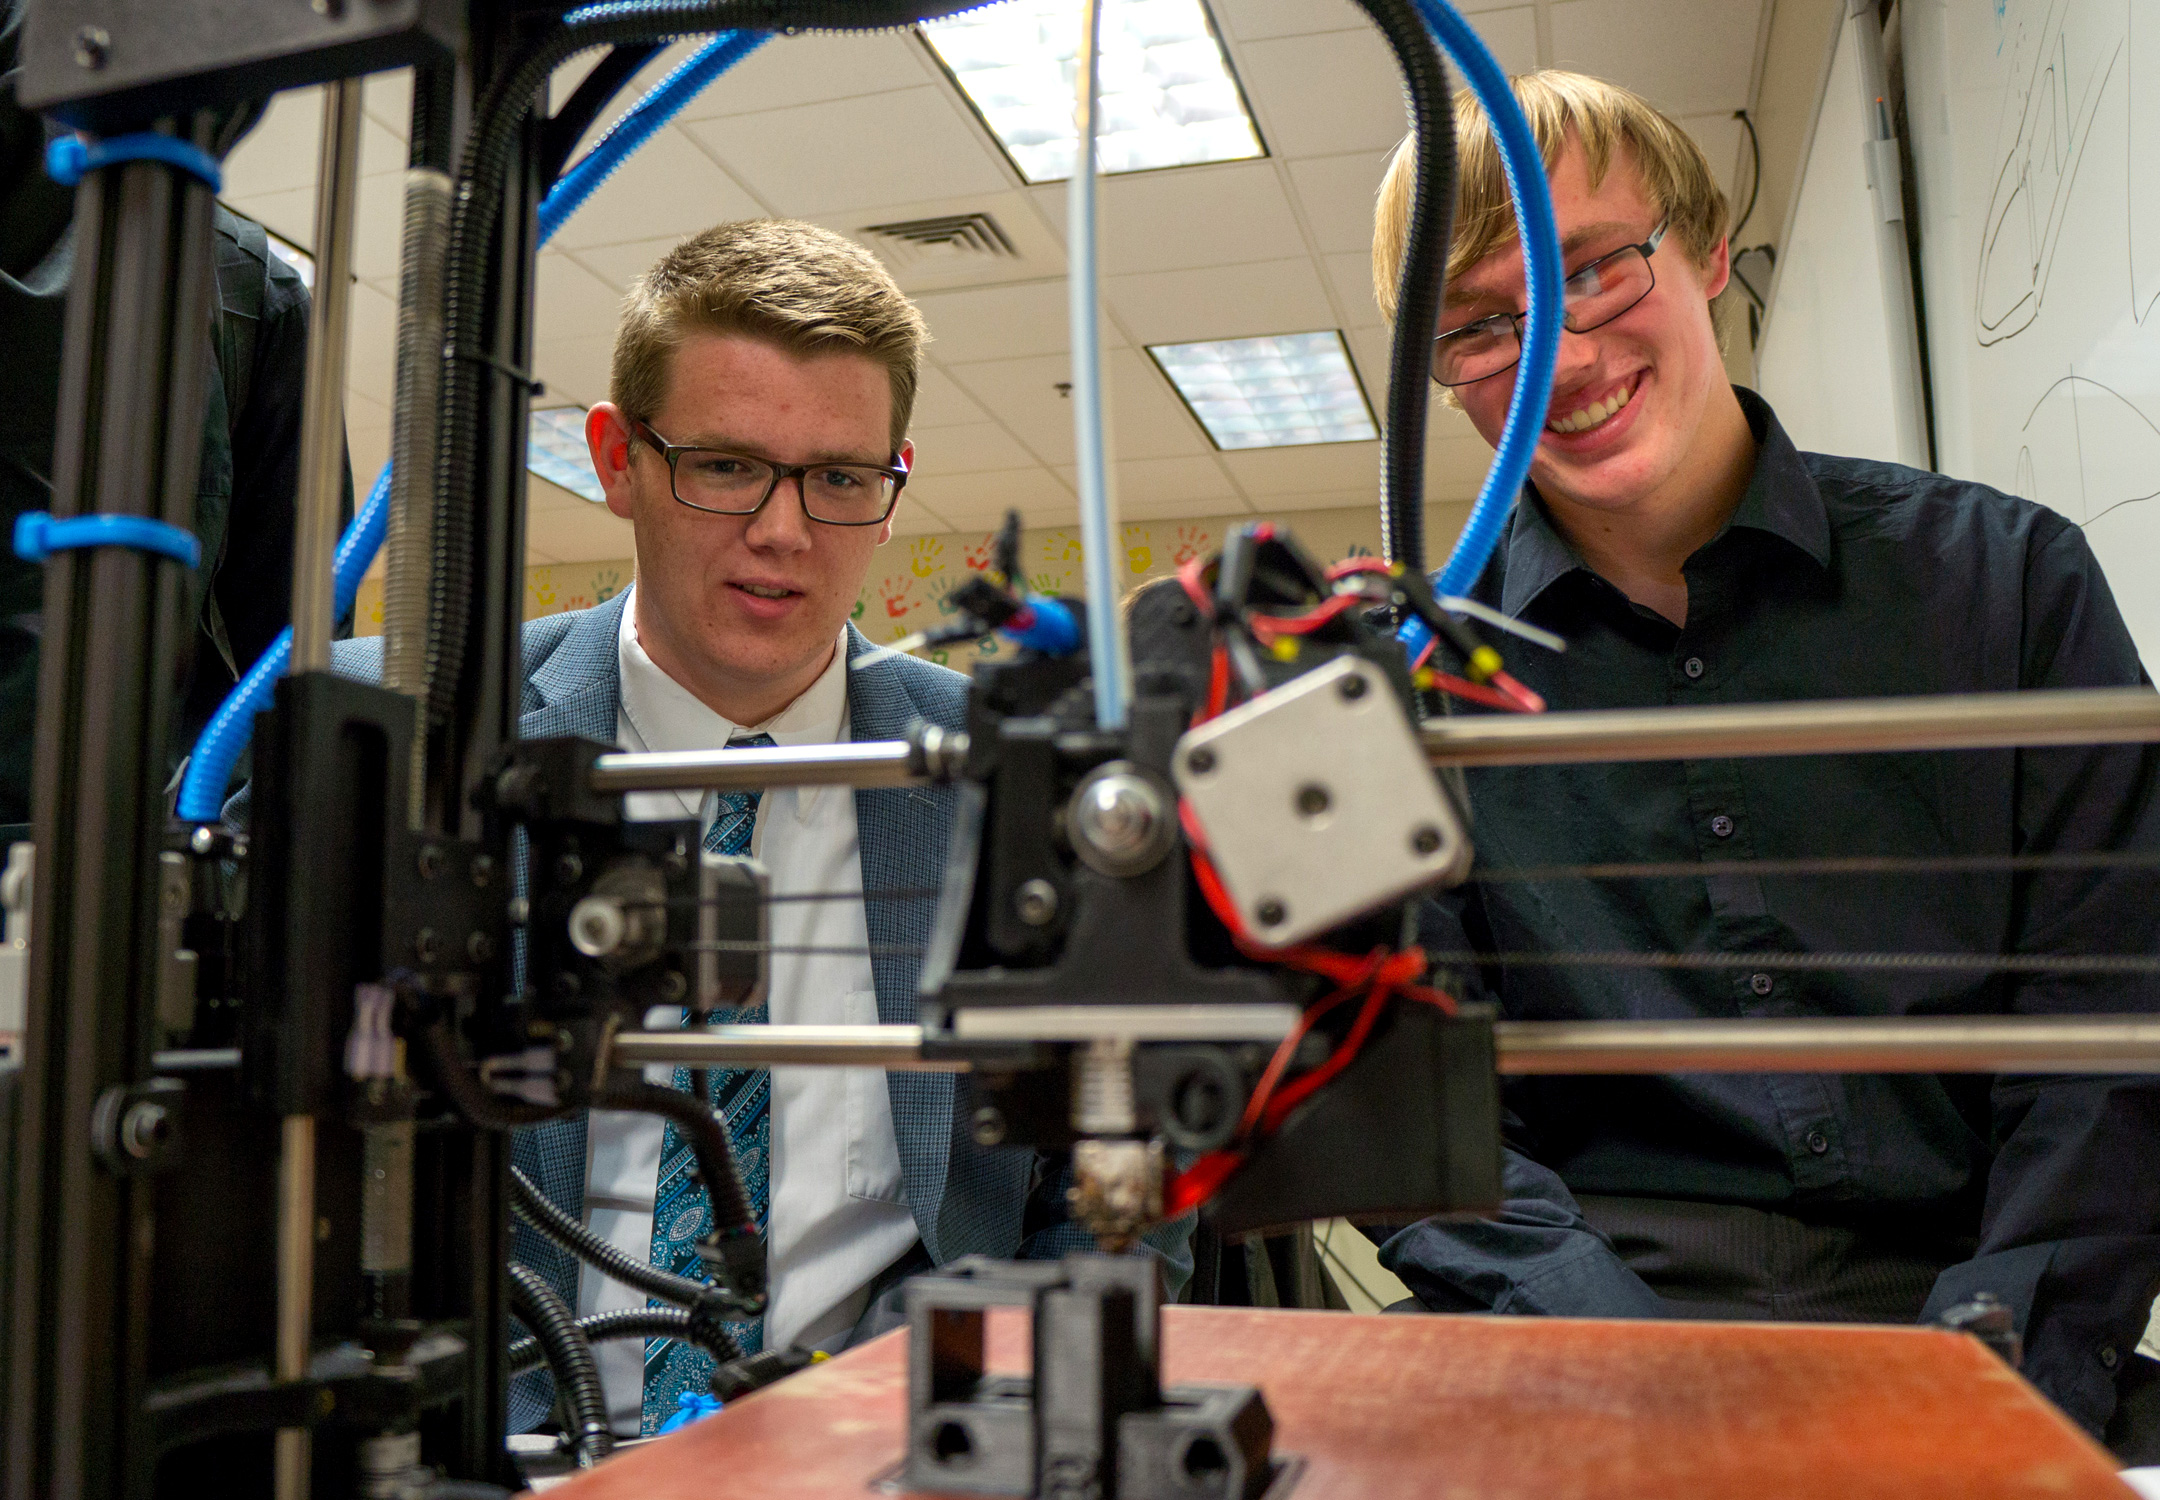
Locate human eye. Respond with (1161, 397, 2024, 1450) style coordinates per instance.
(813, 466, 868, 491)
(686, 451, 759, 483)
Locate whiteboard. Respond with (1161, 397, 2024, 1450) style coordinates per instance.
(1755, 11, 1931, 468)
(1904, 0, 2160, 662)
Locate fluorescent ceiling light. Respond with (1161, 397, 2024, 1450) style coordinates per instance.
(527, 408, 606, 503)
(922, 0, 1263, 184)
(1149, 332, 1377, 450)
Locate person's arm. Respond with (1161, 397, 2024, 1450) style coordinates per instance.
(1918, 520, 2160, 1437)
(1373, 888, 1665, 1318)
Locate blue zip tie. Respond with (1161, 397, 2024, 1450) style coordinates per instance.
(14, 512, 202, 570)
(45, 132, 223, 193)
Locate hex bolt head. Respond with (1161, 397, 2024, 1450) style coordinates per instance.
(1338, 671, 1369, 701)
(466, 930, 495, 964)
(73, 25, 109, 68)
(972, 1106, 1008, 1146)
(1411, 825, 1442, 855)
(1255, 898, 1287, 927)
(119, 1101, 168, 1159)
(414, 928, 441, 965)
(554, 852, 584, 886)
(417, 844, 445, 880)
(1015, 878, 1059, 927)
(1296, 784, 1331, 818)
(1186, 747, 1217, 776)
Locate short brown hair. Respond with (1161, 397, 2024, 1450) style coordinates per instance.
(612, 218, 929, 450)
(1372, 70, 1730, 322)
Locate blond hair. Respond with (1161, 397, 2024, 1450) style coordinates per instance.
(1372, 70, 1729, 322)
(612, 219, 928, 450)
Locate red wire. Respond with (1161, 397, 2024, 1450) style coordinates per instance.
(1325, 557, 1395, 580)
(1246, 592, 1360, 644)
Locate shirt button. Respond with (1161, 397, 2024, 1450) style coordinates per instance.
(1750, 972, 1774, 996)
(1710, 814, 1735, 838)
(1684, 656, 1705, 679)
(2101, 1345, 2121, 1370)
(1805, 1129, 1830, 1156)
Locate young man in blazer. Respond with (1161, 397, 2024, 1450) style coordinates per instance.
(439, 219, 1186, 1433)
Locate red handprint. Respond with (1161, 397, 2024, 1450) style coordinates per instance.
(963, 535, 996, 571)
(1173, 525, 1212, 564)
(879, 576, 914, 618)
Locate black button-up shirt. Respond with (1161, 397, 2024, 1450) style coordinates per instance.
(1388, 390, 2160, 1436)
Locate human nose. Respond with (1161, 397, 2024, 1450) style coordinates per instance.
(742, 471, 815, 552)
(1548, 323, 1601, 388)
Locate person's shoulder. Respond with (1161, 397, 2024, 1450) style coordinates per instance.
(1802, 450, 2078, 559)
(518, 594, 627, 701)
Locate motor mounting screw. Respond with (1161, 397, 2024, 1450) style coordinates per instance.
(1186, 747, 1216, 775)
(119, 1101, 168, 1159)
(1255, 898, 1287, 927)
(1411, 826, 1442, 855)
(1015, 879, 1059, 927)
(73, 25, 108, 68)
(416, 844, 445, 880)
(555, 852, 584, 885)
(972, 1106, 1008, 1146)
(1338, 671, 1368, 701)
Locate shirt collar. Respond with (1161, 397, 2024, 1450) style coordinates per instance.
(616, 585, 851, 755)
(1496, 386, 1829, 618)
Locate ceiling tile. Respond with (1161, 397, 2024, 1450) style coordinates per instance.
(1219, 439, 1379, 496)
(1324, 250, 1385, 327)
(223, 87, 405, 200)
(912, 280, 1119, 364)
(947, 349, 1209, 464)
(533, 335, 617, 411)
(886, 497, 955, 537)
(1235, 29, 1407, 159)
(669, 31, 936, 120)
(566, 236, 681, 293)
(1679, 112, 1749, 200)
(536, 252, 627, 347)
(905, 467, 1075, 530)
(1284, 150, 1391, 255)
(1247, 489, 1375, 514)
(828, 190, 1067, 294)
(1030, 160, 1306, 276)
(913, 421, 1040, 476)
(1053, 455, 1241, 508)
(911, 364, 992, 430)
(364, 68, 412, 141)
(525, 502, 638, 565)
(1346, 327, 1486, 443)
(544, 128, 767, 251)
(1465, 5, 1539, 75)
(345, 281, 397, 407)
(686, 89, 1011, 217)
(1549, 0, 1764, 116)
(1212, 0, 1366, 42)
(1122, 489, 1256, 521)
(1108, 258, 1334, 345)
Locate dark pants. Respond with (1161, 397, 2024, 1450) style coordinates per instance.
(1572, 1194, 2159, 1464)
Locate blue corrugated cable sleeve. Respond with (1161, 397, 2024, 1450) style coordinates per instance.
(178, 25, 762, 822)
(1397, 0, 1563, 664)
(1002, 598, 1082, 656)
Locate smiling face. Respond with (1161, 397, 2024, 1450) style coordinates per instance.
(1443, 137, 1735, 521)
(588, 330, 910, 725)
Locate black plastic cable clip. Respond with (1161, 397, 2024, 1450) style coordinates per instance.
(45, 132, 222, 192)
(14, 512, 201, 569)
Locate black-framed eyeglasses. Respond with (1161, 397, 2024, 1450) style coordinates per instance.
(630, 419, 907, 526)
(1431, 220, 1670, 388)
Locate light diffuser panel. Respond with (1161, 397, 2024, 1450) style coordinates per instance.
(922, 0, 1263, 183)
(527, 408, 607, 503)
(1149, 332, 1378, 450)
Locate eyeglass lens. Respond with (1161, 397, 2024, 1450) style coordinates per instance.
(1431, 242, 1658, 387)
(675, 451, 897, 523)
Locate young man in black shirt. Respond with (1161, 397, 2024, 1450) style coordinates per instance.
(1371, 70, 2160, 1454)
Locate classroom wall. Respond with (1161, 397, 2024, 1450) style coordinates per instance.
(350, 501, 1473, 674)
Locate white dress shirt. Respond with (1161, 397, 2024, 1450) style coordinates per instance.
(579, 586, 919, 1433)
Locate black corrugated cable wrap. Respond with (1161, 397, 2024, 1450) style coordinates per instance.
(423, 0, 1008, 728)
(416, 1019, 567, 1129)
(1346, 0, 1455, 575)
(509, 1163, 713, 1307)
(506, 1261, 614, 1467)
(506, 1307, 698, 1377)
(591, 1077, 761, 1254)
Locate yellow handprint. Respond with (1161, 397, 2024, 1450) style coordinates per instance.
(910, 536, 945, 578)
(1123, 524, 1152, 575)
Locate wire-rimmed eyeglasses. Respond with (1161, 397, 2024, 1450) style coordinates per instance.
(631, 419, 907, 526)
(1432, 220, 1670, 388)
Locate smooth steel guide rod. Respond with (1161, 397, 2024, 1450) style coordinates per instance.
(1419, 686, 2160, 767)
(581, 689, 2160, 793)
(607, 1016, 2160, 1075)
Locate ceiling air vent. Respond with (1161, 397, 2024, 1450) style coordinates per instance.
(861, 212, 1018, 270)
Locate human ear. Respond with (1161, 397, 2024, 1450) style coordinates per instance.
(586, 403, 639, 520)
